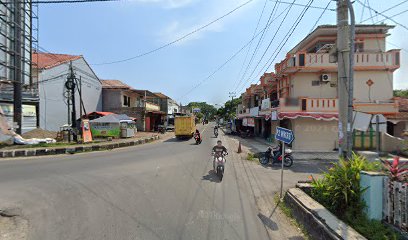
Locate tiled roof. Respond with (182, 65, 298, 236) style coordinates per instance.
(32, 52, 82, 69)
(397, 97, 408, 112)
(101, 80, 132, 89)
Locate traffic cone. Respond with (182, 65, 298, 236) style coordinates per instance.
(237, 141, 242, 153)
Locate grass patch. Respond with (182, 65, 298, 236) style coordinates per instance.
(246, 152, 257, 162)
(273, 194, 311, 240)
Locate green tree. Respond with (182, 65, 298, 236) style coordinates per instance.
(187, 102, 217, 119)
(217, 97, 241, 120)
(394, 89, 408, 98)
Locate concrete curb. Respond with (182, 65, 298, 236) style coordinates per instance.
(284, 188, 366, 240)
(0, 136, 160, 159)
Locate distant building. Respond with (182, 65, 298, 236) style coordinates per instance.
(0, 3, 39, 134)
(154, 92, 180, 115)
(33, 52, 102, 131)
(101, 80, 165, 131)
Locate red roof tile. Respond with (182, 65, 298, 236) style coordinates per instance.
(32, 52, 82, 69)
(396, 97, 408, 112)
(101, 80, 132, 89)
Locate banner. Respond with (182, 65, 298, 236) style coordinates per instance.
(247, 118, 255, 127)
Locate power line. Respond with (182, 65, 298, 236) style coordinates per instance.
(175, 4, 292, 101)
(268, 0, 335, 11)
(360, 0, 408, 23)
(234, 0, 281, 92)
(374, 8, 408, 24)
(235, 0, 297, 92)
(238, 0, 314, 92)
(355, 0, 408, 31)
(309, 0, 331, 33)
(92, 0, 255, 65)
(234, 0, 269, 91)
(4, 0, 121, 4)
(241, 0, 315, 92)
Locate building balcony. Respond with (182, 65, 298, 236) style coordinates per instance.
(276, 50, 400, 74)
(280, 97, 338, 113)
(279, 97, 398, 115)
(146, 102, 160, 112)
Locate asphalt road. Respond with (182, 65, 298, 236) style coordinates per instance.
(0, 123, 307, 240)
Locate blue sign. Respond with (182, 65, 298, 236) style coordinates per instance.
(275, 127, 294, 144)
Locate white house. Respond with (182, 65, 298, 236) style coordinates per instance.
(33, 52, 102, 131)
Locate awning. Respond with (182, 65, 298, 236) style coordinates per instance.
(147, 111, 166, 115)
(279, 112, 338, 121)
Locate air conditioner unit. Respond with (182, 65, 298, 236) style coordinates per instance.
(320, 74, 331, 82)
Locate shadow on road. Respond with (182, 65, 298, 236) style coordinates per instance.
(257, 213, 278, 231)
(201, 170, 220, 183)
(164, 138, 190, 143)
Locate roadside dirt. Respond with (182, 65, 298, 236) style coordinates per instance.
(0, 209, 28, 240)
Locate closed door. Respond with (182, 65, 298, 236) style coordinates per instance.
(145, 117, 151, 131)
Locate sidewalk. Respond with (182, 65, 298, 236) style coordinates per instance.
(0, 131, 174, 159)
(227, 133, 338, 161)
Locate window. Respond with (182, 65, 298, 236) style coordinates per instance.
(123, 95, 130, 107)
(355, 42, 364, 52)
(312, 80, 320, 86)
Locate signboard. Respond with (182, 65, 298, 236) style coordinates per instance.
(275, 126, 294, 144)
(247, 118, 255, 127)
(242, 118, 255, 127)
(261, 98, 271, 110)
(81, 119, 93, 143)
(249, 106, 259, 117)
(192, 108, 201, 113)
(271, 111, 278, 121)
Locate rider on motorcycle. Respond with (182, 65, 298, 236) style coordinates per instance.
(214, 125, 218, 136)
(212, 140, 228, 171)
(194, 129, 201, 140)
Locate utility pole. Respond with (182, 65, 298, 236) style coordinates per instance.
(65, 61, 77, 141)
(337, 0, 355, 158)
(229, 92, 236, 101)
(346, 0, 355, 159)
(13, 2, 22, 134)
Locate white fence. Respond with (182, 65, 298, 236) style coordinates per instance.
(383, 178, 408, 232)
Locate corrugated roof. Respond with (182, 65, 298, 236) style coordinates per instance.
(101, 80, 132, 89)
(154, 92, 169, 99)
(32, 52, 82, 70)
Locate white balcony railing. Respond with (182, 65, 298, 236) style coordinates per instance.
(276, 50, 400, 73)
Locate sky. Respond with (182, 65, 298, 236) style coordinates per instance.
(38, 0, 408, 106)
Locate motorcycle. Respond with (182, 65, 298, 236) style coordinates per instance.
(258, 144, 293, 167)
(212, 152, 227, 181)
(214, 128, 219, 138)
(194, 133, 202, 145)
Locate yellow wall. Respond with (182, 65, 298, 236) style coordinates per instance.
(291, 72, 338, 99)
(353, 71, 393, 102)
(290, 71, 393, 102)
(291, 118, 338, 151)
(363, 38, 385, 52)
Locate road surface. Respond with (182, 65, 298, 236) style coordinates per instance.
(0, 123, 307, 240)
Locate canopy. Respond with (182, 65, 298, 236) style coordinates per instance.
(278, 112, 338, 121)
(90, 114, 134, 123)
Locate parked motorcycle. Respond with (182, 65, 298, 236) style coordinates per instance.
(258, 144, 293, 167)
(239, 129, 253, 139)
(194, 133, 202, 145)
(212, 152, 227, 181)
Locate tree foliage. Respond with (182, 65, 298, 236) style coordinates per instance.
(187, 102, 217, 119)
(216, 97, 241, 120)
(394, 89, 408, 98)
